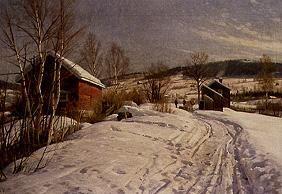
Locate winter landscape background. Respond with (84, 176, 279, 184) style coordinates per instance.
(1, 0, 282, 194)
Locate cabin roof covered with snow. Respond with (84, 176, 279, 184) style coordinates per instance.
(207, 80, 230, 91)
(201, 84, 223, 98)
(52, 53, 105, 88)
(16, 52, 105, 88)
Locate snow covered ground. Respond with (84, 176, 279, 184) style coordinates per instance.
(1, 105, 282, 193)
(197, 109, 282, 170)
(114, 75, 282, 100)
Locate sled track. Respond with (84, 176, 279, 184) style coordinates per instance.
(111, 114, 280, 193)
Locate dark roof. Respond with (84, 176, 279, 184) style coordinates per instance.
(201, 84, 223, 98)
(202, 94, 214, 102)
(208, 80, 230, 90)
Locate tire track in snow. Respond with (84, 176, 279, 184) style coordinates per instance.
(180, 113, 240, 194)
(193, 112, 280, 194)
(112, 112, 277, 193)
(121, 118, 202, 193)
(189, 118, 213, 158)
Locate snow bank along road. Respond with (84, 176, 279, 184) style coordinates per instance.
(1, 105, 281, 193)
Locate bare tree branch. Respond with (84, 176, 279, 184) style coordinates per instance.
(184, 52, 211, 104)
(105, 42, 130, 84)
(80, 32, 103, 78)
(143, 62, 171, 103)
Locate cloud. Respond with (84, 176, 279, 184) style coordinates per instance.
(191, 28, 282, 57)
(166, 47, 193, 54)
(2, 0, 282, 76)
(250, 0, 259, 5)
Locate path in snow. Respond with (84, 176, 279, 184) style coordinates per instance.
(1, 107, 281, 193)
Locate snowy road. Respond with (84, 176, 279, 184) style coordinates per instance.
(1, 106, 281, 193)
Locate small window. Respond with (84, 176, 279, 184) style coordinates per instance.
(60, 90, 69, 102)
(218, 89, 223, 95)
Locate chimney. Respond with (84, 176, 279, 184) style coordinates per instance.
(219, 78, 223, 83)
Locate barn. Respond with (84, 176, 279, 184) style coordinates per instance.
(200, 79, 231, 111)
(16, 53, 105, 112)
(200, 84, 224, 111)
(207, 79, 231, 108)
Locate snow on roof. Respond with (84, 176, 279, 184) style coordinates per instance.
(50, 52, 105, 88)
(15, 52, 105, 88)
(208, 80, 230, 90)
(203, 94, 214, 102)
(201, 84, 223, 98)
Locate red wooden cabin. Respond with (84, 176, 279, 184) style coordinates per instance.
(16, 53, 105, 112)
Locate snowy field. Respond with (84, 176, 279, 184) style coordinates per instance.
(1, 105, 282, 193)
(115, 75, 282, 100)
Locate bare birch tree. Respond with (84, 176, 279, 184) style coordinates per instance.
(47, 0, 83, 143)
(0, 0, 82, 159)
(80, 32, 103, 78)
(184, 52, 211, 104)
(143, 62, 171, 102)
(257, 54, 275, 93)
(0, 9, 33, 119)
(0, 0, 59, 143)
(105, 42, 129, 84)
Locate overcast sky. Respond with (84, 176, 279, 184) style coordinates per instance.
(77, 0, 282, 67)
(1, 0, 282, 78)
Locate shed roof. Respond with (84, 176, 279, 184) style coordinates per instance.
(201, 84, 223, 98)
(208, 80, 230, 90)
(203, 94, 214, 102)
(52, 53, 105, 88)
(16, 52, 105, 88)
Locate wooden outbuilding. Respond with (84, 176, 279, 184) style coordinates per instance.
(207, 79, 231, 108)
(200, 79, 231, 111)
(200, 84, 224, 111)
(16, 52, 105, 112)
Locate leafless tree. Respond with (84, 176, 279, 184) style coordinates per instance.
(0, 0, 57, 142)
(105, 42, 129, 84)
(143, 62, 171, 103)
(257, 54, 275, 94)
(80, 32, 103, 78)
(0, 0, 83, 172)
(184, 52, 211, 104)
(48, 0, 84, 143)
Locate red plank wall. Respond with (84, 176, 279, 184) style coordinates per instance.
(77, 81, 102, 110)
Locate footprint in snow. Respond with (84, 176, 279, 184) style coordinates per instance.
(63, 164, 75, 168)
(117, 189, 125, 194)
(80, 168, 88, 174)
(167, 141, 174, 146)
(63, 187, 80, 194)
(113, 168, 126, 175)
(181, 160, 193, 166)
(111, 126, 122, 132)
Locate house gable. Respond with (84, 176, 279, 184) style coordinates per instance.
(208, 80, 230, 91)
(16, 53, 105, 112)
(16, 52, 105, 89)
(201, 79, 231, 110)
(200, 84, 224, 111)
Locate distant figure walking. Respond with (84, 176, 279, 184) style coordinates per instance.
(174, 98, 178, 108)
(183, 99, 186, 107)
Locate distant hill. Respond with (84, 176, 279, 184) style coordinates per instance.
(103, 59, 282, 83)
(169, 59, 282, 78)
(208, 59, 282, 77)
